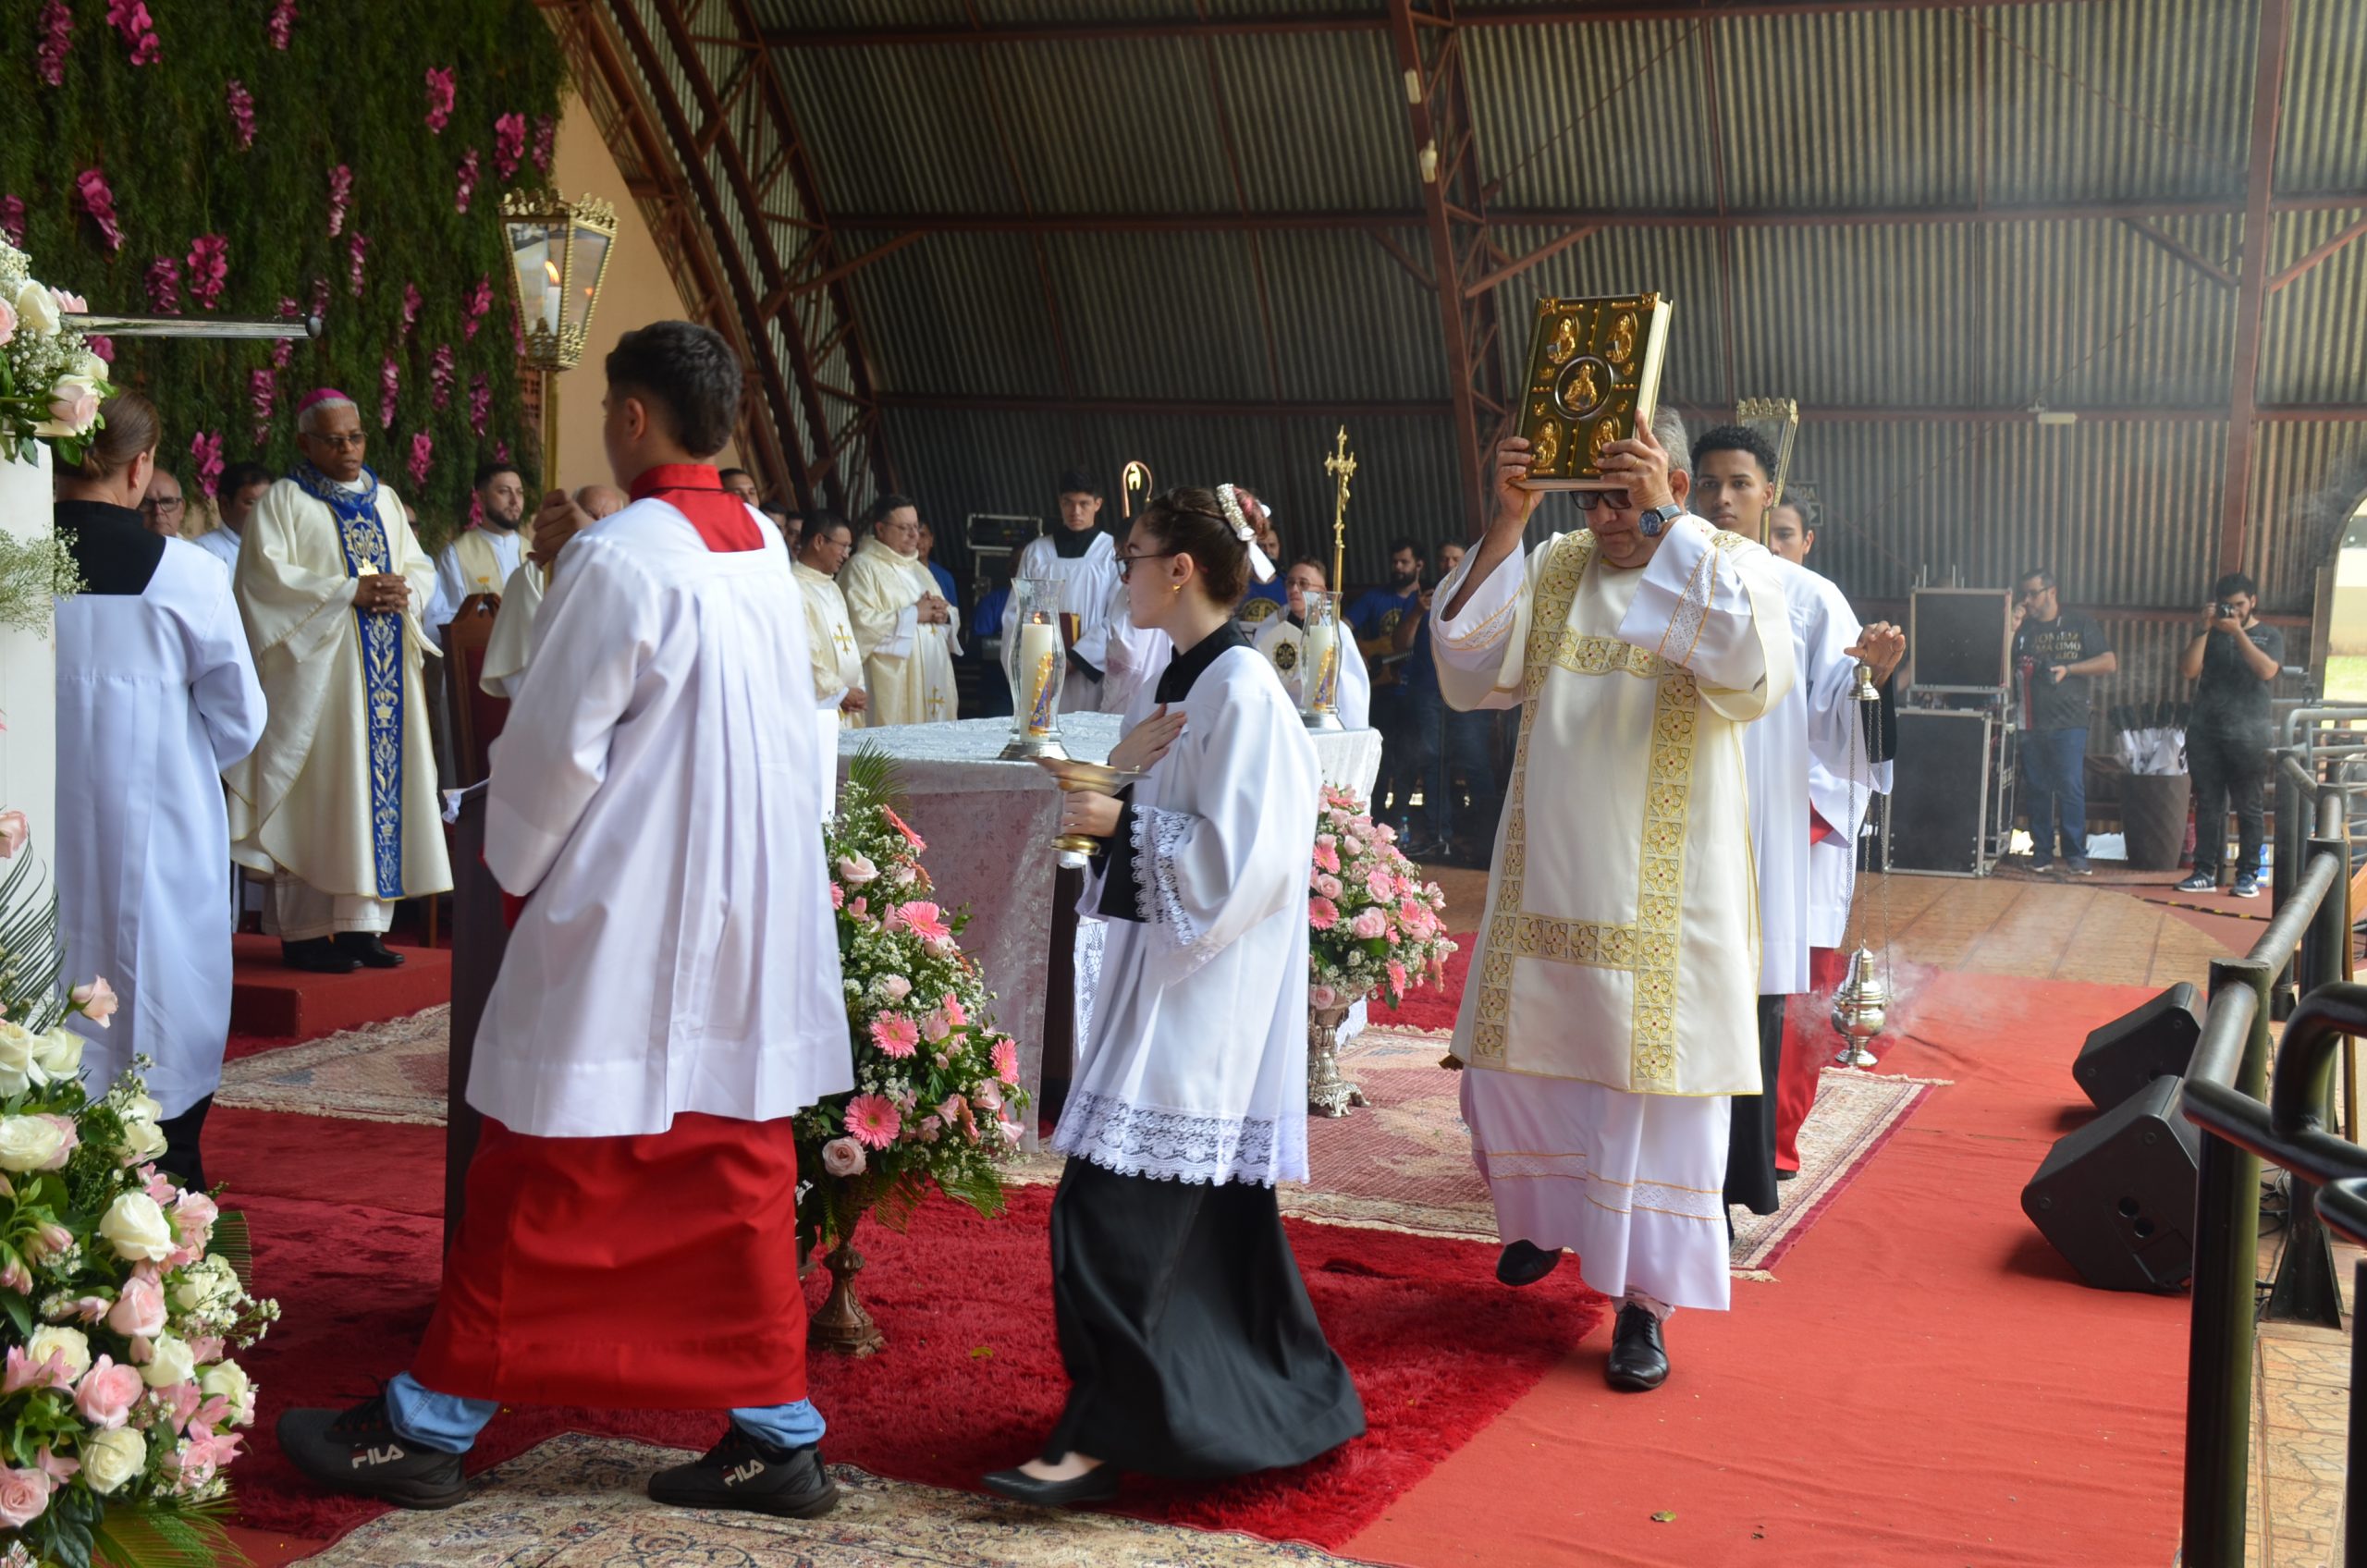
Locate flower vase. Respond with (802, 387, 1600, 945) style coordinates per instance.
(1306, 1003, 1367, 1118)
(808, 1233, 886, 1357)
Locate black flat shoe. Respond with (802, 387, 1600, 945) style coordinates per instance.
(1496, 1239, 1563, 1287)
(1605, 1303, 1670, 1391)
(282, 937, 361, 974)
(982, 1464, 1120, 1509)
(335, 932, 407, 969)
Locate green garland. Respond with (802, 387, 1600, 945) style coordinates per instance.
(0, 0, 563, 551)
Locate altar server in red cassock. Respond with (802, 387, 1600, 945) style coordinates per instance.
(276, 322, 852, 1517)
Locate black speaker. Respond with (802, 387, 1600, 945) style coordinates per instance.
(2073, 983, 2202, 1109)
(1889, 710, 1994, 875)
(2021, 1076, 2201, 1291)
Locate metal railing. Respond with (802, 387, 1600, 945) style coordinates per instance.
(2178, 766, 2367, 1565)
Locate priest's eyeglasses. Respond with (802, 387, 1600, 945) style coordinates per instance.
(1116, 549, 1182, 582)
(1570, 489, 1632, 512)
(310, 433, 367, 450)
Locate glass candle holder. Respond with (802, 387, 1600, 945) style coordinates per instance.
(1000, 576, 1070, 761)
(1299, 590, 1344, 731)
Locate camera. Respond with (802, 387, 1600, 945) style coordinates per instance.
(2214, 601, 2238, 621)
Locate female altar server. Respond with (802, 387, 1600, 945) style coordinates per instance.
(985, 486, 1365, 1508)
(53, 392, 266, 1189)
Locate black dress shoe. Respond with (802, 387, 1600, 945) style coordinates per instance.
(1496, 1239, 1563, 1287)
(281, 937, 361, 974)
(646, 1427, 839, 1517)
(1605, 1303, 1670, 1391)
(276, 1395, 466, 1510)
(335, 932, 407, 969)
(981, 1464, 1121, 1509)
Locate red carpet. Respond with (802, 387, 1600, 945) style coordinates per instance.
(1343, 971, 2192, 1568)
(226, 934, 449, 1049)
(212, 1109, 1604, 1550)
(1367, 933, 1473, 1033)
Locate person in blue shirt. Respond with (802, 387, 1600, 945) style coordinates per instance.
(1349, 538, 1427, 829)
(916, 519, 961, 606)
(1392, 539, 1498, 860)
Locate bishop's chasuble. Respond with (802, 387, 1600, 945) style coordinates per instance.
(838, 534, 958, 724)
(224, 466, 452, 904)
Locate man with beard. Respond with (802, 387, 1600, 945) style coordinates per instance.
(1351, 539, 1426, 829)
(1687, 425, 1900, 1218)
(430, 461, 530, 633)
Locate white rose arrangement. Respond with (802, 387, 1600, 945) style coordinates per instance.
(0, 237, 113, 464)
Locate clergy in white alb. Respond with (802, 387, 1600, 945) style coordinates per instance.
(427, 460, 530, 634)
(277, 324, 853, 1520)
(1000, 472, 1122, 715)
(480, 485, 626, 700)
(1431, 410, 1793, 1387)
(839, 495, 959, 725)
(222, 390, 451, 970)
(52, 395, 268, 1190)
(194, 460, 273, 579)
(1097, 571, 1169, 715)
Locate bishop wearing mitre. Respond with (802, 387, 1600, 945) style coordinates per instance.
(225, 389, 451, 974)
(838, 493, 958, 724)
(1000, 469, 1120, 714)
(1431, 408, 1793, 1393)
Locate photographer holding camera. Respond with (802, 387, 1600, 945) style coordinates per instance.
(2175, 573, 2283, 899)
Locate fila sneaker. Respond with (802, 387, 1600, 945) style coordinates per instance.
(276, 1395, 466, 1510)
(646, 1427, 840, 1517)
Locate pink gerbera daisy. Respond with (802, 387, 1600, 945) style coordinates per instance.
(1312, 842, 1341, 875)
(882, 805, 926, 851)
(870, 1015, 920, 1059)
(940, 992, 967, 1028)
(892, 901, 950, 941)
(1309, 896, 1340, 931)
(844, 1094, 901, 1149)
(992, 1039, 1020, 1085)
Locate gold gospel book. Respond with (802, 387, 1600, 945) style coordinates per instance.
(1515, 292, 1673, 490)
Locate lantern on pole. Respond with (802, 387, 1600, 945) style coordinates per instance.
(500, 190, 618, 487)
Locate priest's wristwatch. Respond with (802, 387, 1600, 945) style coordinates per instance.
(1637, 501, 1685, 537)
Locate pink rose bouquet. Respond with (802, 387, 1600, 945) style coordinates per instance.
(0, 851, 277, 1568)
(794, 748, 1030, 1261)
(0, 235, 117, 469)
(1306, 786, 1455, 1010)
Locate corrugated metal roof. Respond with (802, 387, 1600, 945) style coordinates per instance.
(595, 0, 2367, 697)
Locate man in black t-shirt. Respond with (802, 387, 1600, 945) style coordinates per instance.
(2010, 569, 2116, 874)
(2175, 572, 2284, 898)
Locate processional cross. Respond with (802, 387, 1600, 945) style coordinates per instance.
(1323, 425, 1356, 592)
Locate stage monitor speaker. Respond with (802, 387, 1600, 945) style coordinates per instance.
(1910, 587, 2013, 692)
(1889, 709, 1993, 875)
(2021, 1075, 2201, 1292)
(2073, 983, 2202, 1110)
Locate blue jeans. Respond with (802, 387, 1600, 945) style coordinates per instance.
(2020, 727, 2089, 863)
(383, 1371, 826, 1455)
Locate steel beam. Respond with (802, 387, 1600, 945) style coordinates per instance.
(2119, 215, 2240, 290)
(2218, 0, 2292, 581)
(876, 393, 2367, 423)
(1386, 0, 1502, 529)
(2269, 214, 2367, 294)
(828, 194, 2367, 235)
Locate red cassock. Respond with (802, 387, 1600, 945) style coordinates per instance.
(415, 466, 805, 1410)
(1775, 946, 1852, 1171)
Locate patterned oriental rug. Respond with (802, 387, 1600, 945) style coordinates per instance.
(222, 1013, 1941, 1277)
(298, 1431, 1391, 1568)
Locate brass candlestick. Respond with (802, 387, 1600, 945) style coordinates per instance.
(1034, 756, 1145, 869)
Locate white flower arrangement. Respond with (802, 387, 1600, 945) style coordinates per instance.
(0, 239, 112, 465)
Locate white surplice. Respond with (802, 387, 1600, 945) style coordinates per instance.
(55, 536, 267, 1117)
(1256, 616, 1374, 731)
(1098, 578, 1170, 715)
(1059, 641, 1321, 1187)
(479, 561, 546, 700)
(470, 496, 851, 1139)
(192, 527, 240, 577)
(223, 472, 452, 904)
(1740, 557, 1874, 996)
(1804, 565, 1895, 949)
(838, 535, 960, 725)
(1430, 517, 1794, 1311)
(432, 527, 524, 630)
(1001, 530, 1120, 714)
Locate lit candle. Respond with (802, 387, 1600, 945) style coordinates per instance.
(1301, 619, 1339, 713)
(1017, 617, 1062, 736)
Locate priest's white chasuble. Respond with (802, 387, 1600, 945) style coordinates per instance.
(838, 535, 959, 725)
(479, 561, 546, 699)
(224, 469, 453, 902)
(1433, 518, 1794, 1097)
(1001, 530, 1121, 714)
(433, 526, 523, 628)
(795, 560, 865, 725)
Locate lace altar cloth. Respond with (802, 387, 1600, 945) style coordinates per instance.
(840, 714, 1380, 1114)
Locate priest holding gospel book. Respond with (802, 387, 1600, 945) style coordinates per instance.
(1430, 406, 1794, 1391)
(277, 321, 852, 1517)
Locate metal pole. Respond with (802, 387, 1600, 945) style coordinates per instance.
(2268, 833, 2350, 1326)
(2183, 956, 2271, 1567)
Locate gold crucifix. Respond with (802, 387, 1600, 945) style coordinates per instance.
(1324, 425, 1356, 592)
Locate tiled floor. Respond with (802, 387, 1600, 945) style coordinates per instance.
(2250, 1239, 2356, 1567)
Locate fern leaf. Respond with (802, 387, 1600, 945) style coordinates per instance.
(92, 1505, 242, 1568)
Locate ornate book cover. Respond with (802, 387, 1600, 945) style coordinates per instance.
(1515, 293, 1673, 491)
